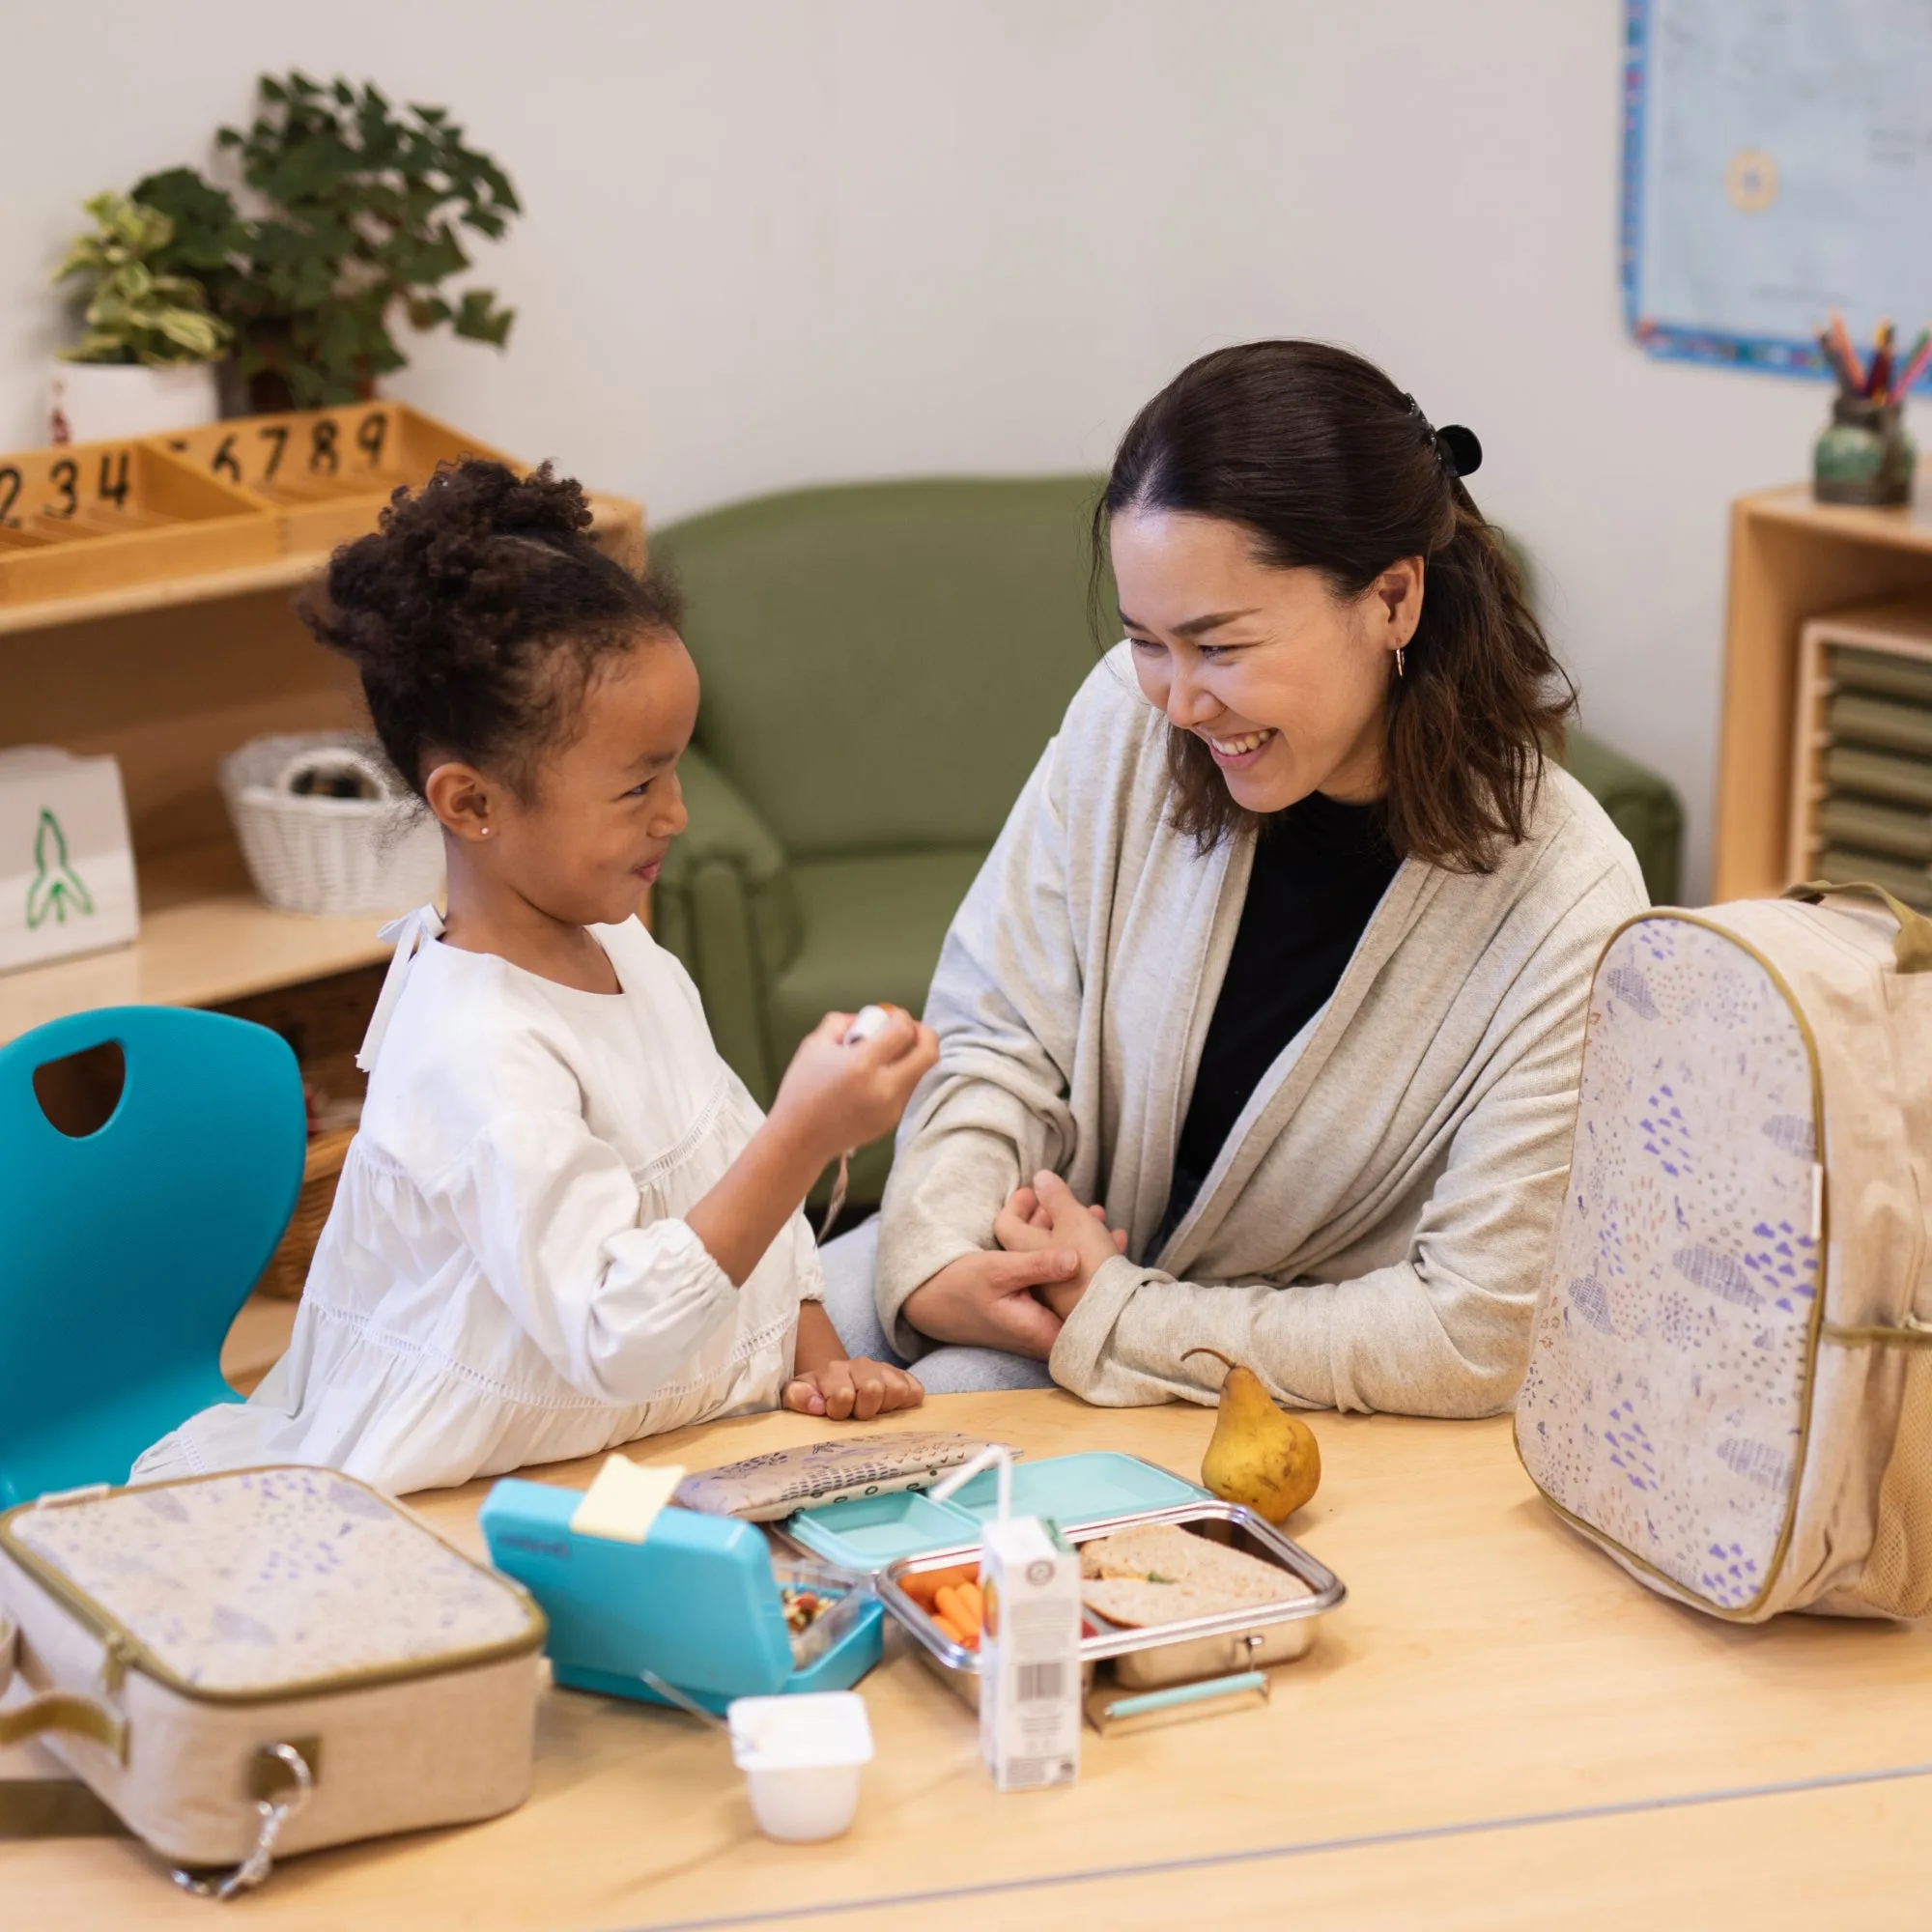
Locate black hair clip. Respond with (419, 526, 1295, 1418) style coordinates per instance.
(1435, 424, 1482, 478)
(1402, 394, 1482, 479)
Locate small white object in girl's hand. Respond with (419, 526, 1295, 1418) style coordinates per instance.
(820, 1006, 892, 1240)
(843, 1005, 889, 1045)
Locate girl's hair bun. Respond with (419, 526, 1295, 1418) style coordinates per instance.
(300, 459, 681, 798)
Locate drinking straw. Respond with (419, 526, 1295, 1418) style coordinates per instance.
(933, 1443, 1013, 1521)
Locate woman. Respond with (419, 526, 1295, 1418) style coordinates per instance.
(822, 340, 1646, 1414)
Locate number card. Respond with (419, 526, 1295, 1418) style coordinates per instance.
(158, 404, 518, 553)
(0, 440, 274, 609)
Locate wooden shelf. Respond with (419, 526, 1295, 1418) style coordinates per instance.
(1736, 481, 1932, 555)
(0, 490, 641, 637)
(0, 487, 645, 1041)
(1717, 470, 1932, 900)
(0, 840, 398, 1045)
(0, 551, 330, 637)
(0, 487, 649, 638)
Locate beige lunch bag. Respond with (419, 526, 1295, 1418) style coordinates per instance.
(0, 1464, 545, 1895)
(1516, 882, 1932, 1621)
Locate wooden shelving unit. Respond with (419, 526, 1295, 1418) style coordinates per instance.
(1717, 475, 1932, 900)
(0, 491, 643, 1046)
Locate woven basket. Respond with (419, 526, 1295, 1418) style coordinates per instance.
(221, 732, 443, 918)
(258, 1127, 355, 1300)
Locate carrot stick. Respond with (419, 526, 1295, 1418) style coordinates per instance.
(900, 1563, 974, 1609)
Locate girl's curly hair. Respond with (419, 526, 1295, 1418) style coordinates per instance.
(300, 459, 682, 798)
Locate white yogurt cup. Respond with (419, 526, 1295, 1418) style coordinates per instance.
(727, 1692, 875, 1843)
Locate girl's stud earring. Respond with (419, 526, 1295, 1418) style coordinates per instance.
(1395, 646, 1406, 678)
(479, 826, 492, 838)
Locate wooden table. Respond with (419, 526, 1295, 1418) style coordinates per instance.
(7, 1391, 1931, 1929)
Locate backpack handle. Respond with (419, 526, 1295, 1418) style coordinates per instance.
(1784, 880, 1932, 973)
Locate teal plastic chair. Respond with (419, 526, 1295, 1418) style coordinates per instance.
(0, 1006, 306, 1507)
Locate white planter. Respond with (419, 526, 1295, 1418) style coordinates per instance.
(48, 360, 221, 445)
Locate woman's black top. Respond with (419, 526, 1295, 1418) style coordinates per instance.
(1155, 792, 1400, 1250)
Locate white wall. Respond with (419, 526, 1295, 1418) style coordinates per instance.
(0, 1, 1893, 895)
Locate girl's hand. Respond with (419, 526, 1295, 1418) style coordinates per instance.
(769, 1008, 939, 1167)
(994, 1183, 1128, 1258)
(783, 1358, 925, 1420)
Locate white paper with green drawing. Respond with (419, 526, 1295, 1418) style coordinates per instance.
(0, 746, 138, 972)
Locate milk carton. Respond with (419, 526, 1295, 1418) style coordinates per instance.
(931, 1447, 1082, 1793)
(977, 1514, 1081, 1792)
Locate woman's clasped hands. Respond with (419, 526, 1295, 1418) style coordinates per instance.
(900, 1170, 1129, 1361)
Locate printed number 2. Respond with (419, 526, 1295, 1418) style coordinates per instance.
(0, 465, 20, 527)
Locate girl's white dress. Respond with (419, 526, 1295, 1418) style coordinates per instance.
(134, 909, 821, 1495)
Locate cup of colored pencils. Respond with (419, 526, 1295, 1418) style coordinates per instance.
(1814, 312, 1923, 507)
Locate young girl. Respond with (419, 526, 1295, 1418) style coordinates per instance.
(136, 461, 934, 1495)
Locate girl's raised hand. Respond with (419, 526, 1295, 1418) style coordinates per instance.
(769, 1007, 939, 1166)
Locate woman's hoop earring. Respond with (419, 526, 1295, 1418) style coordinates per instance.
(1395, 647, 1406, 679)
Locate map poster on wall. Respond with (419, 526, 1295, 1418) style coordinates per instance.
(1622, 0, 1932, 386)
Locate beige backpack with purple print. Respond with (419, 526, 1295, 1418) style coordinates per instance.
(1517, 883, 1932, 1621)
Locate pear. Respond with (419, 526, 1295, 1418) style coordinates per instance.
(1183, 1348, 1321, 1523)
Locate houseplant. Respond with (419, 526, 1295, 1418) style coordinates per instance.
(47, 192, 231, 442)
(136, 72, 520, 412)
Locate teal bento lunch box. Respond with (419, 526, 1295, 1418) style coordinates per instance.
(781, 1451, 1209, 1570)
(480, 1480, 882, 1717)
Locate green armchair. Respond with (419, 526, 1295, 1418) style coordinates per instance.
(651, 477, 1684, 1204)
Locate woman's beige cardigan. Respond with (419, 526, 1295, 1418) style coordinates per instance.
(874, 647, 1649, 1417)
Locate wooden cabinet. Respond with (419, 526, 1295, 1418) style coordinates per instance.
(1717, 479, 1932, 900)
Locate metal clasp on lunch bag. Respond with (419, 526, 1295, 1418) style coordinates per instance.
(170, 1743, 314, 1903)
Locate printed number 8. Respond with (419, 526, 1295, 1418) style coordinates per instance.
(309, 419, 340, 475)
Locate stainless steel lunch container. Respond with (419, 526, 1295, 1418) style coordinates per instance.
(876, 1500, 1345, 1707)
